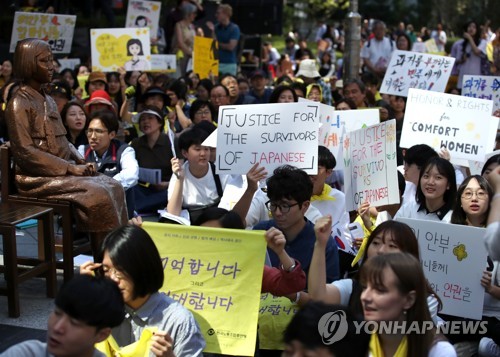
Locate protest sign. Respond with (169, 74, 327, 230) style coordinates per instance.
(216, 102, 320, 175)
(468, 149, 500, 176)
(58, 58, 80, 72)
(10, 12, 76, 54)
(462, 75, 500, 114)
(125, 0, 161, 39)
(143, 222, 266, 356)
(91, 28, 151, 72)
(424, 38, 440, 54)
(258, 293, 298, 350)
(380, 50, 455, 97)
(150, 54, 176, 72)
(397, 218, 488, 320)
(193, 36, 219, 79)
(343, 119, 399, 211)
(319, 108, 380, 164)
(401, 88, 498, 161)
(411, 42, 427, 53)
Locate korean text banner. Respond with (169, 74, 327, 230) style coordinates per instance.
(91, 28, 151, 72)
(142, 222, 267, 356)
(10, 12, 76, 54)
(462, 75, 500, 115)
(193, 36, 219, 79)
(400, 88, 498, 161)
(125, 0, 162, 40)
(343, 119, 399, 211)
(397, 218, 488, 320)
(380, 50, 455, 97)
(216, 102, 320, 175)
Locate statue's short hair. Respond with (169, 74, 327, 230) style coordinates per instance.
(14, 38, 51, 80)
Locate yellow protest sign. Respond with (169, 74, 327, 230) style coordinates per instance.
(142, 222, 267, 356)
(193, 36, 219, 79)
(258, 293, 298, 350)
(90, 28, 151, 72)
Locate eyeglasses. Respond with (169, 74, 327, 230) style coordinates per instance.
(265, 201, 300, 213)
(462, 190, 488, 200)
(86, 128, 108, 136)
(102, 266, 125, 280)
(195, 110, 211, 116)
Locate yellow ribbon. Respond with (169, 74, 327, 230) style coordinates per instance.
(311, 184, 336, 202)
(95, 326, 158, 357)
(369, 333, 407, 357)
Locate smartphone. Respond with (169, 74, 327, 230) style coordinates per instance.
(348, 222, 364, 239)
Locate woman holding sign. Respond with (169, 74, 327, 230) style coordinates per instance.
(395, 157, 456, 222)
(449, 176, 500, 355)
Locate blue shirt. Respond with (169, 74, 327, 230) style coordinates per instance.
(215, 21, 240, 64)
(253, 219, 340, 284)
(112, 292, 205, 357)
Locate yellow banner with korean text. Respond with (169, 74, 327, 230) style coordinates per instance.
(258, 293, 298, 350)
(142, 222, 266, 356)
(193, 36, 219, 79)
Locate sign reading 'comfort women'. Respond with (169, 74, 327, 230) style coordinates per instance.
(400, 88, 498, 161)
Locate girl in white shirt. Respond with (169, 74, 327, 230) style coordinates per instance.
(395, 157, 457, 223)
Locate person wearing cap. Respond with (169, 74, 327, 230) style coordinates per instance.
(80, 110, 139, 219)
(85, 71, 108, 100)
(249, 70, 273, 104)
(295, 59, 332, 105)
(131, 105, 175, 213)
(206, 3, 240, 76)
(1, 274, 125, 357)
(84, 89, 118, 117)
(220, 74, 257, 105)
(49, 80, 73, 113)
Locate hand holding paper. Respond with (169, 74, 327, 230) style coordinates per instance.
(171, 157, 184, 179)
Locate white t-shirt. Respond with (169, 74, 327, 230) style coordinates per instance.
(361, 37, 395, 71)
(394, 200, 452, 223)
(428, 341, 457, 357)
(167, 162, 229, 209)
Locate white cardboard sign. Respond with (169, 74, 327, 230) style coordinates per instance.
(216, 102, 320, 175)
(400, 88, 498, 161)
(380, 50, 455, 97)
(343, 119, 399, 211)
(397, 218, 488, 320)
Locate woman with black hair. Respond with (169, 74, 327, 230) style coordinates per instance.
(395, 157, 457, 222)
(451, 20, 488, 89)
(81, 225, 205, 356)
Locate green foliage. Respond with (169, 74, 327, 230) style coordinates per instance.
(306, 0, 350, 21)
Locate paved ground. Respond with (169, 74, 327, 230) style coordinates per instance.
(0, 215, 160, 352)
